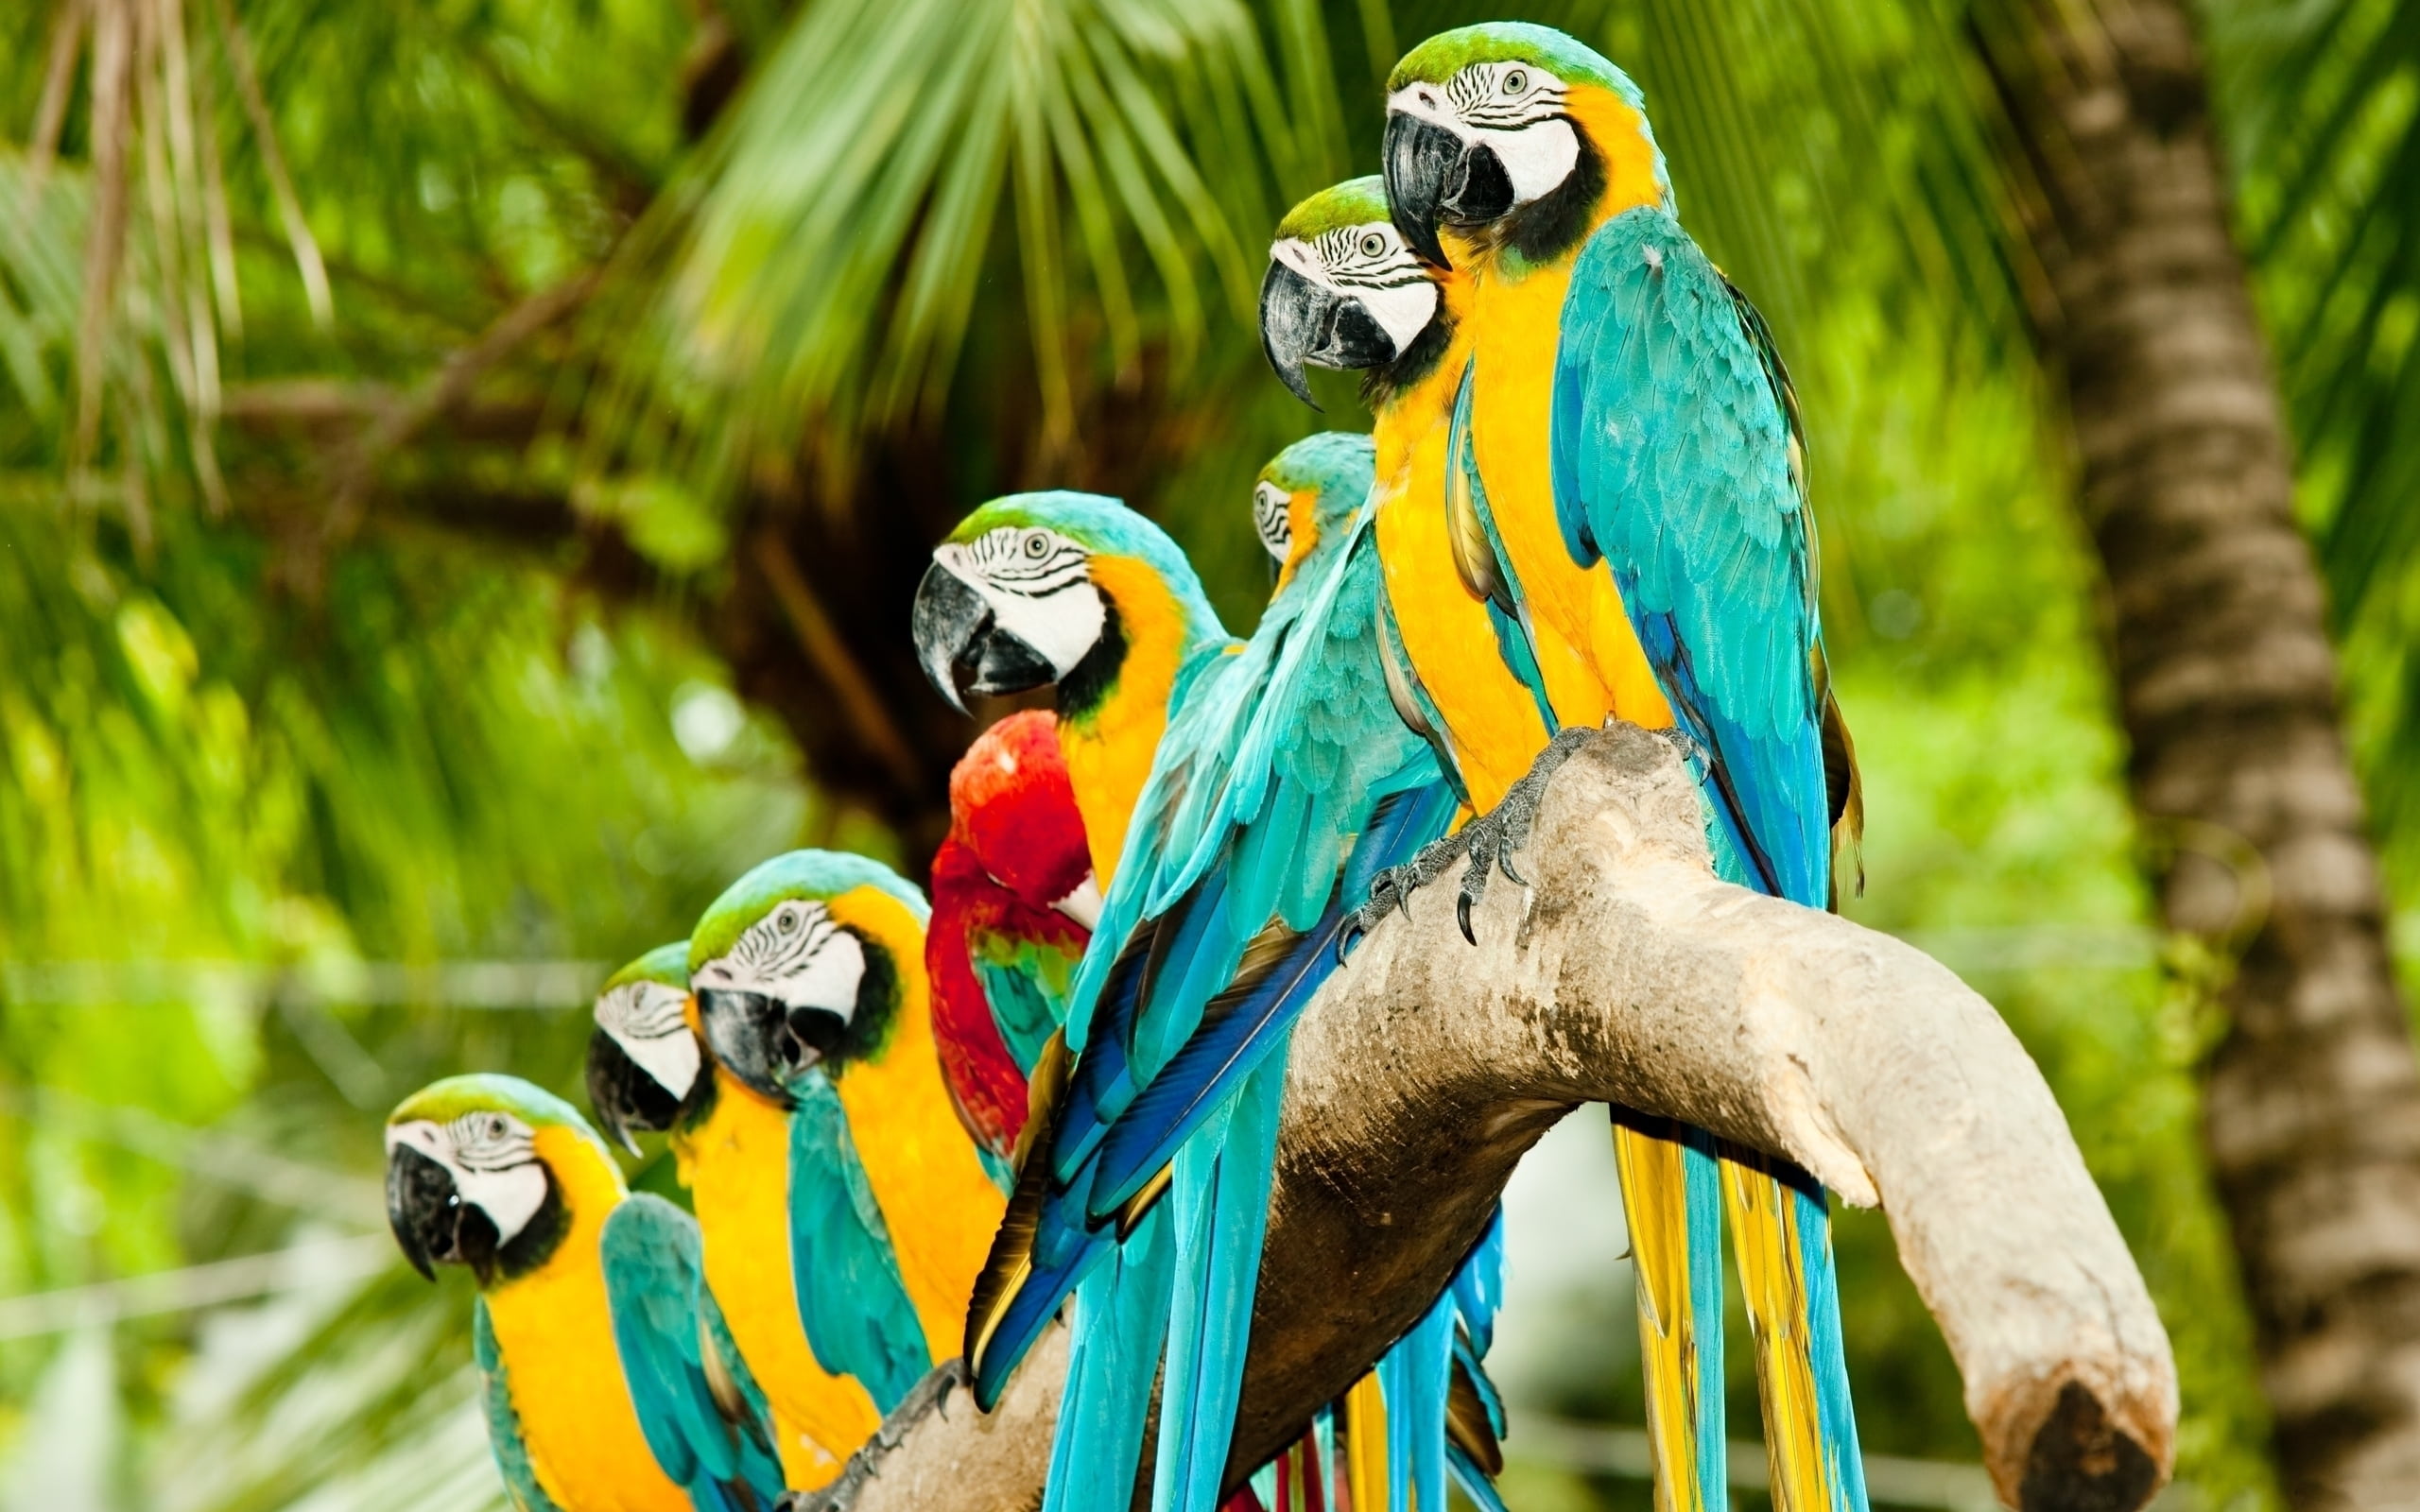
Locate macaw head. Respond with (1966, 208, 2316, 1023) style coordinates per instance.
(687, 850, 930, 1105)
(912, 491, 1219, 719)
(386, 1074, 620, 1289)
(585, 941, 702, 1154)
(1253, 432, 1378, 594)
(1260, 176, 1444, 409)
(948, 710, 1098, 927)
(1383, 24, 1668, 267)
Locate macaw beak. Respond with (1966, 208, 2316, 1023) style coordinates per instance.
(697, 987, 848, 1103)
(697, 986, 803, 1104)
(585, 1028, 682, 1155)
(1386, 110, 1513, 266)
(386, 1143, 500, 1285)
(912, 560, 1059, 713)
(1259, 261, 1400, 409)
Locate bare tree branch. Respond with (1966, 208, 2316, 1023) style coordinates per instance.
(810, 726, 2179, 1512)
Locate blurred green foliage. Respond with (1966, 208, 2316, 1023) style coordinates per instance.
(0, 0, 2412, 1508)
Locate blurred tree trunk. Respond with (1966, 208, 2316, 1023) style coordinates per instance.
(1975, 1, 2420, 1503)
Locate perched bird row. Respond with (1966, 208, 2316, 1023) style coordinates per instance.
(379, 20, 1873, 1512)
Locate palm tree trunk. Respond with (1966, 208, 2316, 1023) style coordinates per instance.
(1973, 1, 2420, 1503)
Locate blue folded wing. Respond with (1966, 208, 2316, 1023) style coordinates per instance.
(600, 1194, 786, 1512)
(1551, 205, 1828, 908)
(786, 1069, 931, 1412)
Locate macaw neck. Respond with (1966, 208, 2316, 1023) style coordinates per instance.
(1055, 555, 1227, 885)
(818, 908, 1008, 1363)
(1449, 85, 1668, 282)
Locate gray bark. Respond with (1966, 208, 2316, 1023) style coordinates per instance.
(801, 726, 2177, 1512)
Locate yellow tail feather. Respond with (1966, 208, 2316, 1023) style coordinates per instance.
(1612, 1121, 1712, 1512)
(1724, 1161, 1828, 1512)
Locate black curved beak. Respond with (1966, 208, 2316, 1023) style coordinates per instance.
(698, 987, 806, 1105)
(1385, 112, 1465, 266)
(386, 1143, 500, 1285)
(1260, 260, 1401, 409)
(911, 561, 1060, 712)
(1260, 261, 1333, 409)
(585, 1027, 682, 1155)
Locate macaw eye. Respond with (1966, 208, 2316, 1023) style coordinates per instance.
(776, 904, 800, 933)
(1358, 232, 1387, 258)
(1023, 531, 1051, 558)
(485, 1115, 509, 1141)
(1501, 68, 1528, 95)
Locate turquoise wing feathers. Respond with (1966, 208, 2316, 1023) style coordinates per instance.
(1550, 205, 1828, 906)
(598, 1194, 786, 1512)
(786, 1068, 931, 1412)
(473, 1299, 564, 1512)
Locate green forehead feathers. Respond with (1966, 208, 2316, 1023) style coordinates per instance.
(689, 849, 929, 971)
(390, 1072, 593, 1133)
(1274, 176, 1392, 243)
(605, 941, 689, 993)
(1388, 23, 1641, 106)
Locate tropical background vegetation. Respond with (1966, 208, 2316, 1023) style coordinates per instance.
(1, 0, 2415, 1507)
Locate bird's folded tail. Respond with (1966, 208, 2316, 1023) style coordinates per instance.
(1376, 1287, 1455, 1512)
(1610, 1108, 1728, 1512)
(1149, 1043, 1290, 1512)
(1042, 1202, 1176, 1512)
(1722, 1146, 1870, 1512)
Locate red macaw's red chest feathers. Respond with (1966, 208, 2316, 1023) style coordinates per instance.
(926, 712, 1095, 1160)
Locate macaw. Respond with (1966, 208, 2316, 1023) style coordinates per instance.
(1259, 178, 1553, 815)
(926, 708, 1098, 1169)
(677, 851, 1006, 1433)
(911, 492, 1235, 887)
(1259, 179, 1738, 1512)
(953, 442, 1505, 1512)
(384, 1074, 785, 1512)
(1376, 23, 1869, 1512)
(585, 943, 880, 1489)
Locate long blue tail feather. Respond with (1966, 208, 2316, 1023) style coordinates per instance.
(1044, 1204, 1176, 1512)
(1150, 1047, 1289, 1512)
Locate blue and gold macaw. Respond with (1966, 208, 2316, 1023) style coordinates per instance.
(1259, 178, 1730, 1512)
(911, 492, 1236, 889)
(953, 443, 1506, 1512)
(587, 941, 891, 1488)
(589, 855, 1005, 1491)
(385, 1074, 786, 1512)
(1373, 23, 1869, 1512)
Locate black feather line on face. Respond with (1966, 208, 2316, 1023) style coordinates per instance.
(1360, 303, 1459, 413)
(491, 1171, 570, 1284)
(818, 926, 902, 1074)
(1052, 593, 1127, 723)
(1466, 122, 1605, 267)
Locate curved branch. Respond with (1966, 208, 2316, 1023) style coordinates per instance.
(799, 724, 2179, 1512)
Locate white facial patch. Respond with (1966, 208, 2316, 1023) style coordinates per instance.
(386, 1113, 549, 1247)
(594, 979, 701, 1099)
(1475, 118, 1581, 207)
(1282, 223, 1443, 355)
(1253, 482, 1293, 564)
(933, 529, 1107, 679)
(1394, 62, 1582, 210)
(695, 898, 870, 1022)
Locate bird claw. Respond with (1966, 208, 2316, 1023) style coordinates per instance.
(1341, 728, 1593, 955)
(1443, 726, 1594, 944)
(1337, 830, 1466, 962)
